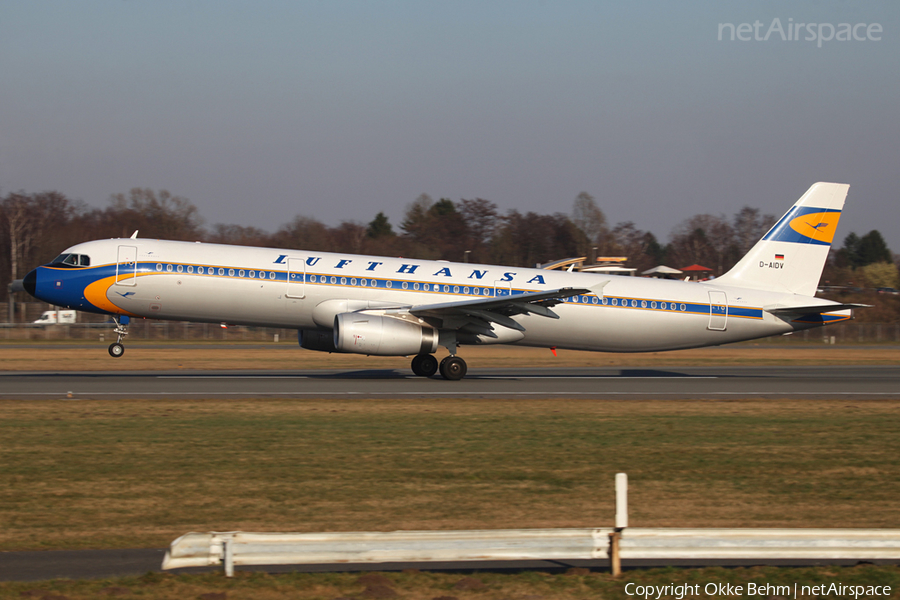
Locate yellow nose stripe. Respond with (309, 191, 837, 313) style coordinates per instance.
(84, 275, 140, 316)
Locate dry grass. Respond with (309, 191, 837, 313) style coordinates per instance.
(1, 565, 899, 600)
(0, 343, 899, 371)
(1, 397, 898, 552)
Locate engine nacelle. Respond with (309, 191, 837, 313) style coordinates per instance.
(333, 313, 438, 356)
(298, 328, 342, 353)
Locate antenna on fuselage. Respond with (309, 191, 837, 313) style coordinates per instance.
(130, 230, 139, 239)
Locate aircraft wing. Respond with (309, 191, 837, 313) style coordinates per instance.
(409, 283, 607, 334)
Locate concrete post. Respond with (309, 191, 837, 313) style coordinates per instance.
(615, 472, 628, 528)
(611, 472, 627, 577)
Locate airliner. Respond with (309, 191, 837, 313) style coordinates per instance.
(23, 182, 862, 379)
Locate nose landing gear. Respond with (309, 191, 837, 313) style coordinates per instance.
(108, 316, 129, 358)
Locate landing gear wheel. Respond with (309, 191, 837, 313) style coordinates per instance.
(107, 316, 129, 358)
(411, 354, 439, 377)
(439, 356, 467, 381)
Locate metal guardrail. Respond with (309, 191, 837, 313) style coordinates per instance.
(162, 528, 613, 574)
(618, 528, 900, 559)
(162, 527, 900, 576)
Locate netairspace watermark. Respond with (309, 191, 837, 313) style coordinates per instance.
(718, 18, 883, 47)
(625, 581, 892, 600)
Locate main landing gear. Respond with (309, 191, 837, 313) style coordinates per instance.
(411, 353, 438, 377)
(439, 356, 467, 380)
(410, 353, 468, 380)
(108, 316, 129, 358)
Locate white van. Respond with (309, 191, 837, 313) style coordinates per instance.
(33, 310, 77, 325)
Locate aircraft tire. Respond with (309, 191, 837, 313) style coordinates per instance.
(439, 356, 467, 381)
(411, 354, 438, 377)
(108, 343, 125, 358)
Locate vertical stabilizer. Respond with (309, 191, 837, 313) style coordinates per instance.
(714, 182, 849, 296)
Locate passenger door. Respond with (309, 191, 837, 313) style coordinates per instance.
(707, 290, 728, 331)
(287, 258, 306, 299)
(115, 245, 138, 286)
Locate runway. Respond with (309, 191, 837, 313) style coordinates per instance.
(2, 365, 900, 399)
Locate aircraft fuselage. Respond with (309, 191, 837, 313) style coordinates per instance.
(25, 238, 845, 353)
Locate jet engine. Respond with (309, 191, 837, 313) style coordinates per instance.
(333, 313, 438, 356)
(298, 328, 341, 353)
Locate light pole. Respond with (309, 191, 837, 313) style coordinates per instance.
(463, 250, 471, 263)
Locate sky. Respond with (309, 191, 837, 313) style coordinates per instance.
(2, 1, 898, 252)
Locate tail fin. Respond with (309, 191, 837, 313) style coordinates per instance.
(714, 182, 849, 296)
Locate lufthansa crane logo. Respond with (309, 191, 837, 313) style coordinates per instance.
(788, 212, 839, 243)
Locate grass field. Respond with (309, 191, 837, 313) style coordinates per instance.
(2, 396, 899, 552)
(1, 342, 899, 371)
(2, 565, 899, 600)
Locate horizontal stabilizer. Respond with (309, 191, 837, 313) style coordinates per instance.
(765, 303, 869, 316)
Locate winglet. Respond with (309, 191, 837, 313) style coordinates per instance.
(589, 281, 610, 296)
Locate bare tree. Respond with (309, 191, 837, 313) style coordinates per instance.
(271, 215, 332, 251)
(207, 224, 271, 246)
(572, 192, 608, 247)
(668, 214, 737, 274)
(493, 210, 581, 267)
(459, 198, 498, 262)
(3, 194, 32, 283)
(732, 206, 776, 255)
(107, 188, 203, 240)
(609, 221, 665, 272)
(1, 191, 76, 289)
(331, 221, 368, 254)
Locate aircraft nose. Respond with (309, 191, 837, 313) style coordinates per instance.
(23, 269, 37, 298)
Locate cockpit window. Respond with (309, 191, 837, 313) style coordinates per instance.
(50, 253, 90, 267)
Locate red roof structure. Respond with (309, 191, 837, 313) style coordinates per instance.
(680, 264, 712, 272)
